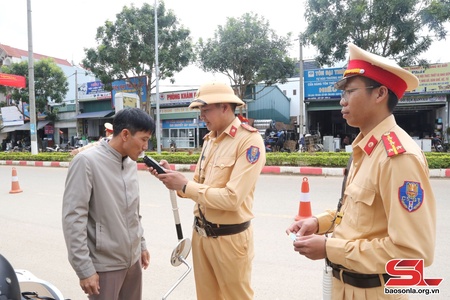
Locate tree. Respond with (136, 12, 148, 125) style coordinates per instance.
(82, 1, 194, 114)
(0, 58, 68, 122)
(196, 12, 296, 100)
(301, 0, 450, 66)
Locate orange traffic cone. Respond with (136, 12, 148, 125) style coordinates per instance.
(295, 177, 312, 220)
(9, 167, 23, 194)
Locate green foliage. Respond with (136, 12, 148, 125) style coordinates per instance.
(2, 151, 449, 169)
(82, 1, 194, 114)
(425, 152, 450, 169)
(196, 12, 296, 100)
(301, 0, 450, 67)
(0, 58, 68, 119)
(0, 152, 72, 162)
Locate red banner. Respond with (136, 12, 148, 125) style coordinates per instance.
(0, 73, 26, 88)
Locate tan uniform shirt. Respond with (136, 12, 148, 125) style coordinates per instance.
(182, 117, 266, 224)
(317, 115, 436, 274)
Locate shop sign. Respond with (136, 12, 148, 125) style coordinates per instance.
(111, 76, 147, 106)
(401, 95, 446, 104)
(0, 106, 24, 126)
(162, 118, 205, 129)
(405, 63, 450, 94)
(77, 81, 111, 100)
(304, 67, 345, 100)
(44, 124, 54, 134)
(153, 90, 197, 107)
(160, 107, 192, 114)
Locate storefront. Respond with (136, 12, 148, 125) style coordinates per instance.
(153, 90, 206, 149)
(304, 64, 450, 145)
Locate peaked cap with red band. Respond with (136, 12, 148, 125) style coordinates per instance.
(335, 43, 419, 99)
(104, 122, 113, 133)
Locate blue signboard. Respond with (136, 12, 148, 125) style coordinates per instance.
(78, 81, 111, 100)
(112, 76, 147, 107)
(304, 67, 345, 100)
(162, 119, 206, 129)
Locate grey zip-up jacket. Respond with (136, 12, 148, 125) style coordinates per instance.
(62, 140, 146, 279)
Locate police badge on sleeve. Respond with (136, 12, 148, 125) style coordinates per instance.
(246, 146, 261, 164)
(398, 181, 424, 212)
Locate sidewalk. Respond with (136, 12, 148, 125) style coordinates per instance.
(1, 159, 450, 178)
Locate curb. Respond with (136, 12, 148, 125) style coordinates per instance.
(2, 160, 450, 178)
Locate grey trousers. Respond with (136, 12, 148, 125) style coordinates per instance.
(89, 259, 142, 300)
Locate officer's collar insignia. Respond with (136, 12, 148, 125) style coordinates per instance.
(398, 181, 424, 212)
(382, 132, 405, 157)
(246, 146, 260, 164)
(229, 125, 237, 137)
(363, 135, 378, 155)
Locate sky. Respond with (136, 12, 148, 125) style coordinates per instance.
(1, 0, 449, 91)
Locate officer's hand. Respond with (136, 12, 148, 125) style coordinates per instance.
(285, 217, 318, 237)
(158, 171, 188, 192)
(80, 273, 100, 295)
(293, 234, 327, 260)
(158, 159, 170, 169)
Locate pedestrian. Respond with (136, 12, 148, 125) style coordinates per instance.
(62, 108, 154, 300)
(342, 135, 350, 147)
(286, 43, 436, 299)
(149, 81, 266, 300)
(70, 122, 114, 156)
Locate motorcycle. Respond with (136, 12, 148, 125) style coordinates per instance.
(432, 136, 445, 152)
(45, 144, 61, 152)
(0, 253, 68, 300)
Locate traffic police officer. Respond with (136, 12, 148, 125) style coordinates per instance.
(286, 43, 436, 299)
(153, 82, 266, 299)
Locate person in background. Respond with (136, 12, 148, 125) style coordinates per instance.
(70, 122, 114, 156)
(104, 122, 113, 139)
(62, 108, 154, 300)
(286, 43, 436, 299)
(149, 82, 266, 300)
(342, 135, 350, 148)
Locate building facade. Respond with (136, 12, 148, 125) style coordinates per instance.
(0, 44, 96, 148)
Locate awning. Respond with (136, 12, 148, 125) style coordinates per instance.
(76, 110, 114, 119)
(1, 121, 51, 133)
(1, 125, 20, 133)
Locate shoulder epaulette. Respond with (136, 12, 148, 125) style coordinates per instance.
(241, 123, 258, 132)
(381, 132, 406, 157)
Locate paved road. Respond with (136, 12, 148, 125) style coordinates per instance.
(0, 166, 448, 299)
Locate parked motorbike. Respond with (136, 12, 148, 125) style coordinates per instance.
(432, 136, 445, 152)
(0, 253, 68, 300)
(45, 144, 61, 152)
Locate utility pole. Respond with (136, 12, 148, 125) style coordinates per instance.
(298, 39, 305, 136)
(75, 69, 79, 137)
(154, 0, 161, 154)
(27, 0, 38, 155)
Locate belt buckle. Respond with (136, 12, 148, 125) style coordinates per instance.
(195, 225, 208, 237)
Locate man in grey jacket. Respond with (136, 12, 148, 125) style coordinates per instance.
(62, 108, 155, 300)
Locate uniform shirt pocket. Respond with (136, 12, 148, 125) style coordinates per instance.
(343, 183, 376, 233)
(212, 157, 235, 186)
